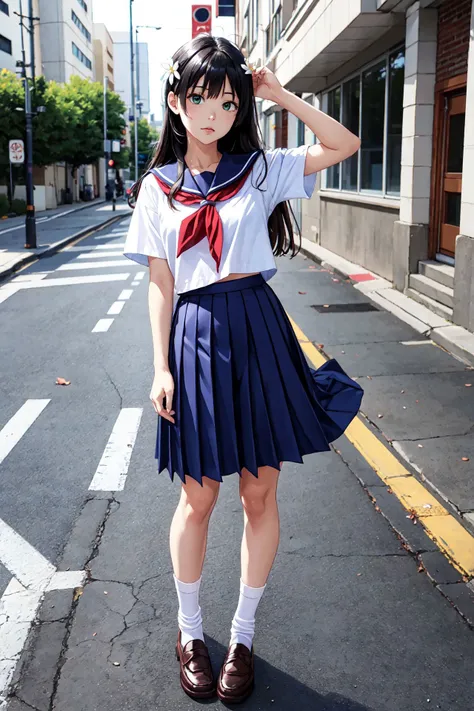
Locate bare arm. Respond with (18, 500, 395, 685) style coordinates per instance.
(148, 255, 175, 423)
(253, 69, 361, 174)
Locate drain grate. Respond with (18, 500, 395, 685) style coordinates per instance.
(310, 303, 380, 313)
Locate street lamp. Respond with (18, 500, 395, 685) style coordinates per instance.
(133, 24, 160, 181)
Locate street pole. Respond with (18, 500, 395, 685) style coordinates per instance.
(129, 0, 138, 182)
(136, 28, 141, 119)
(28, 0, 35, 83)
(103, 75, 108, 199)
(18, 0, 36, 247)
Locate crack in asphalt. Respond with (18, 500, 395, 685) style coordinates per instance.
(101, 366, 123, 409)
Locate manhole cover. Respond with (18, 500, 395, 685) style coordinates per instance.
(311, 303, 379, 313)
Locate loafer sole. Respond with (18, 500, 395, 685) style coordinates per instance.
(216, 678, 255, 704)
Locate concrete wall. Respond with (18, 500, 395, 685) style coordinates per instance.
(38, 0, 93, 82)
(319, 198, 397, 281)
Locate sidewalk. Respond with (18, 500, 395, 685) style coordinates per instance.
(0, 199, 131, 282)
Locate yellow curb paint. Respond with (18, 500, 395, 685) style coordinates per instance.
(288, 313, 474, 578)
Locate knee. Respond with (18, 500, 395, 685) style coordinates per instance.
(180, 484, 219, 525)
(240, 477, 275, 519)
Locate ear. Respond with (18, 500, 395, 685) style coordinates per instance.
(167, 91, 180, 115)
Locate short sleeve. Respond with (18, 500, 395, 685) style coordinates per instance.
(263, 146, 317, 214)
(122, 174, 167, 267)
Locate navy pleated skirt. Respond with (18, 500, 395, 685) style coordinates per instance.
(156, 274, 363, 485)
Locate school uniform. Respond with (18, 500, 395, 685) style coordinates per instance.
(123, 146, 363, 485)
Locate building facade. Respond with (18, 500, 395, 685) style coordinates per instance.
(0, 0, 41, 75)
(38, 0, 93, 82)
(236, 0, 474, 334)
(111, 31, 150, 117)
(93, 22, 114, 90)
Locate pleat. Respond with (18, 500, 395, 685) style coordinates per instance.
(196, 295, 221, 481)
(227, 290, 257, 476)
(180, 298, 203, 485)
(212, 292, 240, 475)
(241, 288, 305, 461)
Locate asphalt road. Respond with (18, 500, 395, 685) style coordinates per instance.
(0, 217, 473, 711)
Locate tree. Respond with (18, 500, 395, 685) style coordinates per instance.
(0, 69, 27, 200)
(129, 118, 160, 177)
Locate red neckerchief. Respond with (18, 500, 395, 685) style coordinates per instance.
(151, 166, 254, 272)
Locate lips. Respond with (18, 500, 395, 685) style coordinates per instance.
(202, 127, 215, 132)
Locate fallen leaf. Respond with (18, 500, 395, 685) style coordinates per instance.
(377, 414, 383, 418)
(400, 390, 405, 394)
(73, 587, 83, 602)
(387, 488, 393, 494)
(465, 383, 472, 387)
(112, 661, 120, 666)
(104, 591, 108, 595)
(92, 632, 97, 637)
(332, 278, 340, 282)
(357, 573, 362, 576)
(417, 563, 425, 573)
(418, 444, 423, 448)
(415, 400, 419, 403)
(367, 376, 372, 380)
(309, 265, 316, 269)
(323, 304, 329, 308)
(298, 291, 307, 295)
(56, 377, 71, 386)
(341, 350, 345, 354)
(461, 457, 470, 462)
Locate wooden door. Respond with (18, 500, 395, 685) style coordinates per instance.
(439, 92, 466, 256)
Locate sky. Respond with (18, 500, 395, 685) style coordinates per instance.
(91, 0, 234, 120)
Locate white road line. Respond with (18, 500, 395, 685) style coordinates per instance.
(135, 272, 145, 280)
(15, 274, 131, 288)
(107, 301, 125, 315)
(0, 400, 50, 466)
(92, 318, 114, 332)
(76, 251, 123, 259)
(57, 260, 133, 271)
(0, 518, 55, 590)
(10, 272, 51, 283)
(66, 243, 125, 252)
(118, 289, 134, 300)
(131, 281, 140, 286)
(0, 286, 22, 305)
(400, 340, 435, 346)
(89, 408, 143, 491)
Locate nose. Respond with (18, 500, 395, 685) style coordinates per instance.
(208, 111, 216, 121)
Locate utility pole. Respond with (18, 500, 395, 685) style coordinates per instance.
(17, 0, 37, 248)
(28, 0, 35, 83)
(129, 0, 138, 182)
(103, 75, 108, 198)
(135, 26, 160, 120)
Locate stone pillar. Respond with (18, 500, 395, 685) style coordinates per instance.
(393, 1, 437, 291)
(453, 1, 474, 333)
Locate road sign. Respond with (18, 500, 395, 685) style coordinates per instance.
(192, 5, 212, 37)
(112, 139, 121, 152)
(9, 140, 25, 164)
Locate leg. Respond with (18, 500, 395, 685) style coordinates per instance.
(170, 475, 220, 646)
(239, 464, 281, 587)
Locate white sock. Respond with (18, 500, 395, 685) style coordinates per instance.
(173, 574, 204, 647)
(230, 579, 266, 651)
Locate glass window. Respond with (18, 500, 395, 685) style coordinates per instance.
(326, 88, 341, 189)
(0, 33, 12, 54)
(447, 112, 465, 173)
(342, 77, 360, 191)
(386, 49, 404, 194)
(361, 60, 386, 192)
(0, 2, 9, 16)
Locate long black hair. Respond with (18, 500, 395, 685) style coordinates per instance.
(130, 35, 300, 258)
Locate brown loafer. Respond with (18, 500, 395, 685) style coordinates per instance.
(216, 642, 254, 703)
(175, 630, 216, 699)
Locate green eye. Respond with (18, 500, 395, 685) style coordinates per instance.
(189, 94, 203, 105)
(223, 101, 238, 111)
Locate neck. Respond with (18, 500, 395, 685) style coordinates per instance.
(184, 134, 221, 172)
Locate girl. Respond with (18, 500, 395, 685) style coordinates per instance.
(123, 34, 363, 704)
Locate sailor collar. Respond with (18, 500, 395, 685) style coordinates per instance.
(150, 150, 261, 197)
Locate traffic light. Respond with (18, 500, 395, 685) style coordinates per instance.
(108, 158, 115, 167)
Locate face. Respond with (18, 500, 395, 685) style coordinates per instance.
(168, 75, 239, 145)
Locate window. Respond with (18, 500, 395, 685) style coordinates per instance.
(0, 34, 12, 54)
(322, 47, 405, 196)
(217, 0, 235, 16)
(77, 0, 88, 11)
(107, 63, 113, 74)
(297, 117, 305, 146)
(247, 0, 258, 49)
(72, 10, 91, 42)
(72, 42, 92, 70)
(107, 47, 113, 59)
(266, 0, 281, 56)
(0, 1, 9, 16)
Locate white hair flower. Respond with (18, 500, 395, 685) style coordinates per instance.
(241, 58, 260, 75)
(162, 58, 180, 85)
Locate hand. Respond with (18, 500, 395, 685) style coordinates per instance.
(252, 66, 283, 102)
(150, 368, 175, 423)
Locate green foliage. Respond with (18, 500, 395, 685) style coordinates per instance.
(11, 197, 27, 215)
(129, 118, 160, 177)
(0, 70, 127, 180)
(0, 193, 9, 217)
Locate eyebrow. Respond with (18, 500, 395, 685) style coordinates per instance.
(193, 85, 236, 96)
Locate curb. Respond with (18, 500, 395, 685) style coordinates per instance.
(0, 211, 128, 284)
(0, 198, 106, 223)
(299, 238, 474, 367)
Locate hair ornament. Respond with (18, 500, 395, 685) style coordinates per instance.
(241, 58, 260, 75)
(162, 58, 180, 85)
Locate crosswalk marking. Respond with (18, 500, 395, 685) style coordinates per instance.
(57, 260, 133, 271)
(76, 251, 123, 259)
(89, 408, 143, 491)
(0, 399, 50, 466)
(65, 244, 126, 252)
(9, 274, 131, 288)
(135, 272, 145, 280)
(118, 289, 134, 300)
(107, 301, 125, 315)
(0, 517, 55, 590)
(92, 318, 114, 332)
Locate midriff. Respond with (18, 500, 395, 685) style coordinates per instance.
(216, 272, 260, 283)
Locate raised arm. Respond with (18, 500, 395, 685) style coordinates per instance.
(253, 67, 361, 175)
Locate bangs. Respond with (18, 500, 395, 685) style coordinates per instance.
(177, 49, 245, 107)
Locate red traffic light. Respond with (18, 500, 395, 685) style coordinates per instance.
(108, 159, 115, 167)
